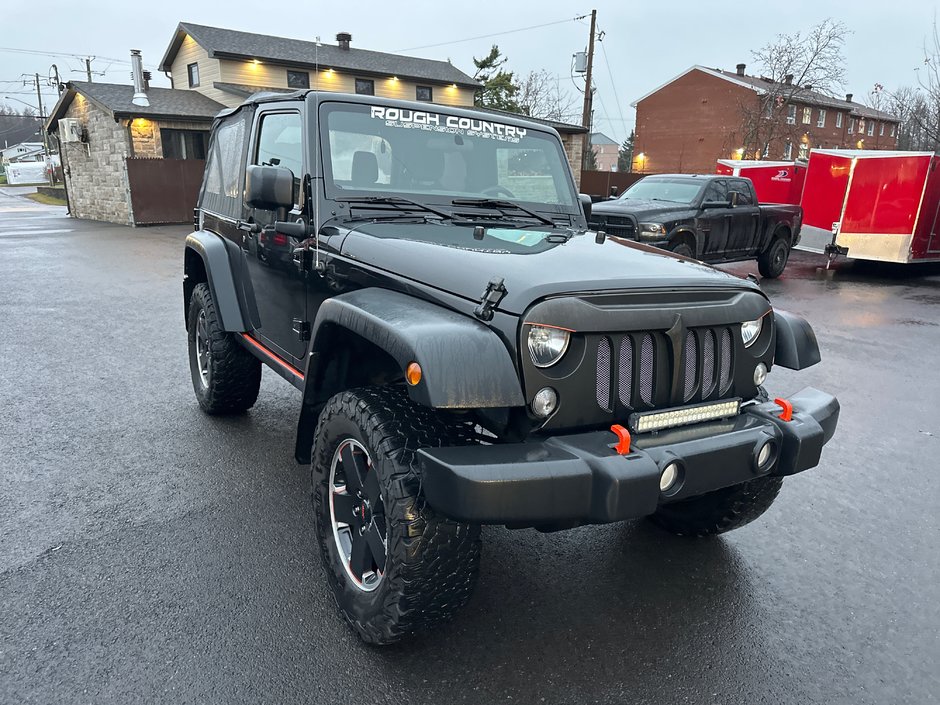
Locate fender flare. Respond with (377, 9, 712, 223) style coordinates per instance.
(183, 231, 257, 331)
(773, 309, 821, 370)
(294, 288, 525, 463)
(668, 227, 699, 255)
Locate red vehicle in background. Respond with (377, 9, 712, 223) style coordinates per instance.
(716, 160, 806, 206)
(797, 150, 940, 264)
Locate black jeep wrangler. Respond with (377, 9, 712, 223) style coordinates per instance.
(183, 91, 839, 645)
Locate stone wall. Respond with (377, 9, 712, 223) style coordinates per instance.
(60, 94, 133, 225)
(561, 133, 584, 189)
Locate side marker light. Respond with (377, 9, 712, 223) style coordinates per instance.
(406, 362, 422, 386)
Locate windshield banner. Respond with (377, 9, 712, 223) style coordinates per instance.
(370, 106, 527, 143)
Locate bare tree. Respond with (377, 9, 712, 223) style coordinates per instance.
(739, 19, 850, 159)
(913, 19, 940, 149)
(516, 69, 579, 123)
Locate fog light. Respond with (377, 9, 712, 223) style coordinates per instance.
(753, 362, 768, 386)
(660, 461, 680, 492)
(757, 440, 776, 469)
(532, 387, 558, 418)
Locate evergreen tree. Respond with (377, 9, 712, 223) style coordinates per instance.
(617, 131, 635, 172)
(472, 45, 520, 113)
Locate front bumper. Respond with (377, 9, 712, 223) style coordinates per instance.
(420, 387, 838, 526)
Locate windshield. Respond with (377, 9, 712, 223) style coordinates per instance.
(319, 102, 577, 208)
(621, 178, 704, 204)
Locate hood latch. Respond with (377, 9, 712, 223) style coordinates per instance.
(473, 277, 507, 321)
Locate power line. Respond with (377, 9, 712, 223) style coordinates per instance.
(395, 15, 588, 52)
(597, 37, 628, 138)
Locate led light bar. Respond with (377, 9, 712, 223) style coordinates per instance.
(629, 399, 741, 434)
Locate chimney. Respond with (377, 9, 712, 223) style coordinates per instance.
(130, 50, 149, 107)
(845, 93, 853, 103)
(736, 63, 746, 76)
(336, 32, 352, 50)
(784, 74, 793, 85)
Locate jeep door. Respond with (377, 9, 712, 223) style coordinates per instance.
(241, 108, 308, 367)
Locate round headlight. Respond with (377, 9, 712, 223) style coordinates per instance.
(527, 325, 570, 368)
(741, 317, 763, 348)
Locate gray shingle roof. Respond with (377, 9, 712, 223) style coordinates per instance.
(472, 106, 587, 135)
(161, 22, 479, 88)
(46, 81, 225, 128)
(715, 69, 898, 122)
(590, 131, 617, 145)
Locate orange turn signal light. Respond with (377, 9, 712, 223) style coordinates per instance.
(774, 397, 793, 422)
(610, 424, 631, 455)
(406, 362, 422, 386)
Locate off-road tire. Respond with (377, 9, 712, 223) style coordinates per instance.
(312, 386, 481, 645)
(648, 475, 784, 537)
(187, 283, 261, 414)
(758, 236, 790, 278)
(668, 240, 694, 258)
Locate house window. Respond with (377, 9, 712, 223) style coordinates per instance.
(798, 142, 809, 160)
(835, 112, 843, 128)
(867, 121, 875, 136)
(416, 85, 433, 102)
(187, 63, 200, 88)
(802, 107, 812, 124)
(763, 142, 770, 157)
(817, 109, 826, 128)
(879, 123, 885, 136)
(161, 129, 209, 160)
(786, 105, 796, 125)
(848, 118, 855, 135)
(891, 124, 896, 137)
(783, 141, 793, 159)
(355, 78, 375, 95)
(287, 70, 310, 89)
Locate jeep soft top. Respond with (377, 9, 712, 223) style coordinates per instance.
(183, 91, 839, 644)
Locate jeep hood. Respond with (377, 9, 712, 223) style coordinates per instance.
(338, 221, 758, 315)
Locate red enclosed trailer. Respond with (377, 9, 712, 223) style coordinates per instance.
(798, 149, 940, 263)
(715, 160, 806, 205)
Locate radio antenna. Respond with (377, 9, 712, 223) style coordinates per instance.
(313, 36, 321, 271)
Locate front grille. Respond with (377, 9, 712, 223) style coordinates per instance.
(594, 326, 735, 413)
(590, 215, 636, 239)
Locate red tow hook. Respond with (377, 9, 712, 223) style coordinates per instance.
(774, 398, 793, 422)
(610, 424, 632, 455)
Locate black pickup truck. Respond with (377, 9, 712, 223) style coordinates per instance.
(183, 92, 838, 644)
(589, 174, 803, 277)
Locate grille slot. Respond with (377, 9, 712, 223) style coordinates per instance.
(682, 331, 697, 402)
(702, 329, 717, 397)
(596, 337, 612, 411)
(719, 328, 733, 393)
(617, 338, 633, 408)
(639, 335, 654, 405)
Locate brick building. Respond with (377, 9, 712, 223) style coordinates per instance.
(632, 65, 900, 174)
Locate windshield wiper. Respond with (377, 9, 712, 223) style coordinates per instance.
(336, 196, 454, 220)
(451, 198, 555, 226)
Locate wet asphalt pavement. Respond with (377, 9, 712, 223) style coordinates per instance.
(1, 187, 938, 704)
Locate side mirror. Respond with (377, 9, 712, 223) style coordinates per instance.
(609, 186, 619, 198)
(246, 164, 294, 210)
(579, 193, 592, 221)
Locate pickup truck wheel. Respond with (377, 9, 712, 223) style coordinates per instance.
(187, 283, 261, 414)
(758, 237, 790, 278)
(648, 475, 783, 537)
(312, 386, 481, 645)
(668, 240, 694, 258)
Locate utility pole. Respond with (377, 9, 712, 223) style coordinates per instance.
(580, 9, 597, 171)
(31, 73, 52, 186)
(85, 57, 93, 83)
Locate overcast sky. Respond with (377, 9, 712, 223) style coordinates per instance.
(2, 0, 933, 144)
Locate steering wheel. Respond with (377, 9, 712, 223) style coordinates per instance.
(482, 185, 515, 198)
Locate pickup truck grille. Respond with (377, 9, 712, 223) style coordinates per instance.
(594, 327, 735, 413)
(589, 214, 636, 239)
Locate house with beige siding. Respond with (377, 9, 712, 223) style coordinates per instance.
(158, 23, 480, 108)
